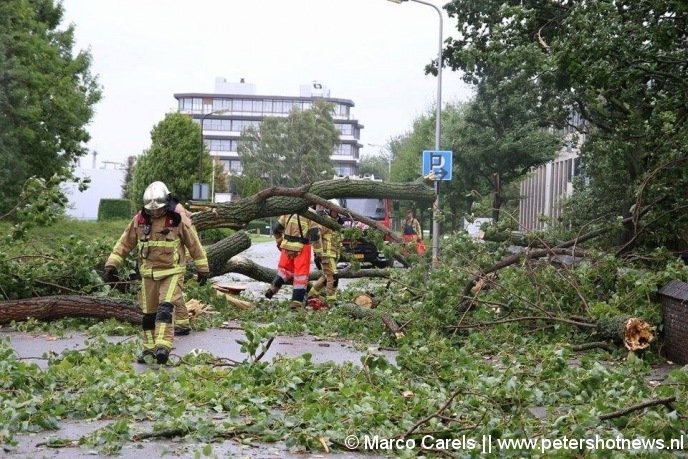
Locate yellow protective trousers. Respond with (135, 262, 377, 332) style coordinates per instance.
(310, 256, 338, 301)
(140, 274, 183, 351)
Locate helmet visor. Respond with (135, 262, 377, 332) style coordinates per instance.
(143, 196, 167, 210)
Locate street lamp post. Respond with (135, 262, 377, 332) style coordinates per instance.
(387, 0, 443, 267)
(196, 109, 229, 201)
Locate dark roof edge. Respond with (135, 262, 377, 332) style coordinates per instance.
(174, 93, 355, 107)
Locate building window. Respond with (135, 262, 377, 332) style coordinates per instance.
(208, 139, 238, 152)
(335, 144, 353, 157)
(220, 159, 243, 173)
(335, 165, 353, 176)
(336, 124, 354, 136)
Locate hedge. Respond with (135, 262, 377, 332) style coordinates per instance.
(98, 199, 132, 221)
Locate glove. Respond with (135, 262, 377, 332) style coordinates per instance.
(285, 249, 300, 260)
(197, 271, 210, 286)
(103, 266, 117, 284)
(314, 255, 322, 270)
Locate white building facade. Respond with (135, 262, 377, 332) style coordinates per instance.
(174, 78, 363, 181)
(518, 116, 586, 231)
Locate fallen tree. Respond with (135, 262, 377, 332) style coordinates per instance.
(0, 296, 142, 325)
(191, 177, 434, 231)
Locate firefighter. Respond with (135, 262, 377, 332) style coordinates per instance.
(402, 209, 426, 256)
(309, 199, 343, 304)
(103, 181, 210, 364)
(264, 213, 321, 308)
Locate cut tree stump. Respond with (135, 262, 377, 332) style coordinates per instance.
(596, 316, 655, 351)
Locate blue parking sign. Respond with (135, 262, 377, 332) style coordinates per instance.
(422, 150, 453, 181)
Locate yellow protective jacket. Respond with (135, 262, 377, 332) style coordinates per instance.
(274, 214, 321, 253)
(315, 222, 341, 260)
(105, 209, 209, 279)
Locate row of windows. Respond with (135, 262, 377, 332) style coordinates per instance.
(198, 117, 357, 137)
(219, 159, 243, 173)
(334, 144, 358, 158)
(216, 158, 355, 177)
(207, 139, 240, 151)
(207, 138, 359, 158)
(196, 118, 261, 132)
(179, 97, 351, 118)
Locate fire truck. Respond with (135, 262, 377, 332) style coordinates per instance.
(336, 175, 395, 268)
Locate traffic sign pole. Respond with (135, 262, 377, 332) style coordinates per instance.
(421, 150, 453, 268)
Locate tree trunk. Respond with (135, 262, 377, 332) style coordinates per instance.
(205, 231, 252, 276)
(192, 178, 434, 230)
(219, 255, 390, 284)
(596, 316, 654, 351)
(0, 296, 142, 325)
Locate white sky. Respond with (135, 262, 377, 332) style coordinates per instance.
(61, 0, 474, 167)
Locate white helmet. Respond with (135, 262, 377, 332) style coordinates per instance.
(143, 181, 170, 213)
(328, 198, 340, 208)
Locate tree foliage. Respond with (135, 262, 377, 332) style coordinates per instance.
(358, 153, 389, 180)
(127, 112, 210, 205)
(443, 0, 688, 250)
(237, 100, 339, 191)
(0, 0, 101, 215)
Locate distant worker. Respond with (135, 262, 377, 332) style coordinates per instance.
(309, 199, 343, 304)
(104, 181, 210, 364)
(265, 213, 322, 308)
(402, 209, 426, 256)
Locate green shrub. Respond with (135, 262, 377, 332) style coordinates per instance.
(199, 227, 234, 244)
(247, 219, 270, 235)
(98, 199, 132, 221)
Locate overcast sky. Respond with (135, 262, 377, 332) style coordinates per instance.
(61, 0, 473, 168)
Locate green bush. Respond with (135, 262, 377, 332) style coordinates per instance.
(199, 227, 234, 244)
(98, 199, 132, 221)
(247, 219, 270, 235)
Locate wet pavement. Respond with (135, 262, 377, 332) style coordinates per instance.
(3, 325, 397, 370)
(2, 241, 390, 458)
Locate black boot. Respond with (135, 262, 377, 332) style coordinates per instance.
(155, 347, 170, 364)
(264, 288, 275, 299)
(174, 326, 190, 336)
(136, 349, 155, 364)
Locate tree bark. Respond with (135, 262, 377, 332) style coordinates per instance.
(205, 231, 252, 276)
(219, 255, 390, 284)
(0, 295, 142, 325)
(191, 178, 434, 230)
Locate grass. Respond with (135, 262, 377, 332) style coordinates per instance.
(0, 216, 271, 255)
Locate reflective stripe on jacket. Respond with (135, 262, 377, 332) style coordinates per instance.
(315, 224, 341, 259)
(276, 214, 321, 253)
(105, 210, 209, 279)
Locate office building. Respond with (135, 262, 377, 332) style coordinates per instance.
(174, 78, 363, 186)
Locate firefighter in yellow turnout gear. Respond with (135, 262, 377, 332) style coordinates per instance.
(309, 200, 343, 304)
(104, 182, 209, 364)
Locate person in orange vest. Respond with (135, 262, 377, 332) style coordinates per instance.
(104, 181, 210, 364)
(402, 209, 426, 256)
(264, 213, 321, 309)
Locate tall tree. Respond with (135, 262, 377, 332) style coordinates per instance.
(443, 0, 688, 250)
(453, 86, 561, 223)
(359, 153, 389, 180)
(238, 100, 339, 189)
(0, 0, 101, 214)
(127, 113, 210, 206)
